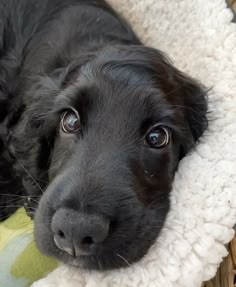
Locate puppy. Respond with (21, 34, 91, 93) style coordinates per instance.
(0, 0, 207, 270)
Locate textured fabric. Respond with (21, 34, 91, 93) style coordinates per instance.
(31, 0, 236, 286)
(0, 209, 58, 287)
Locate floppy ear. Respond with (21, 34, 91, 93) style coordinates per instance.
(159, 62, 208, 158)
(137, 46, 208, 155)
(173, 73, 208, 142)
(145, 47, 208, 145)
(172, 73, 208, 158)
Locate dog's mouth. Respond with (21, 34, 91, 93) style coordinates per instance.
(50, 232, 139, 270)
(66, 251, 131, 270)
(34, 206, 163, 270)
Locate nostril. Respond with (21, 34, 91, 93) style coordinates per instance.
(57, 229, 65, 239)
(82, 236, 94, 245)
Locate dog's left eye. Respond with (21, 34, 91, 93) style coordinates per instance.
(145, 126, 170, 148)
(61, 109, 81, 133)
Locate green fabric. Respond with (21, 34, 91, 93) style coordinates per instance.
(0, 208, 58, 287)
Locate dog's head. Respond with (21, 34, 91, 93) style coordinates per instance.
(10, 46, 207, 270)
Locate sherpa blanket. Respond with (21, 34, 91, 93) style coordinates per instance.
(16, 0, 236, 286)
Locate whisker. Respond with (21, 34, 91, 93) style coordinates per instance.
(0, 193, 25, 197)
(28, 198, 40, 204)
(0, 193, 40, 198)
(0, 204, 25, 209)
(2, 197, 24, 204)
(15, 158, 44, 194)
(114, 252, 131, 267)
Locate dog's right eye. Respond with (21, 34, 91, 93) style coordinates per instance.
(61, 109, 81, 133)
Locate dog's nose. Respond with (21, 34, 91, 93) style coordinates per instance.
(51, 208, 109, 257)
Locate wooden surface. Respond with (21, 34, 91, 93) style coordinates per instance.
(228, 0, 236, 12)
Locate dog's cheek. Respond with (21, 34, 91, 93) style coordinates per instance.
(131, 149, 174, 207)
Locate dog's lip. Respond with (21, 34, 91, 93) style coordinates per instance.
(51, 235, 101, 262)
(53, 244, 97, 268)
(53, 238, 97, 258)
(66, 253, 101, 269)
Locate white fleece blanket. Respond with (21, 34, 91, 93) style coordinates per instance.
(32, 1, 236, 286)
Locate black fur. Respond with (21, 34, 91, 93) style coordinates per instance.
(0, 0, 208, 270)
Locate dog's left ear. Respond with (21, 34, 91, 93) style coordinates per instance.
(147, 48, 208, 148)
(163, 66, 208, 157)
(173, 74, 208, 158)
(174, 73, 208, 143)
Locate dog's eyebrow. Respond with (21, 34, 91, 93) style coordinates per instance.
(143, 93, 175, 118)
(53, 84, 81, 112)
(140, 93, 185, 134)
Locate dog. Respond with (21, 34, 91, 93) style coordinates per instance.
(0, 0, 208, 270)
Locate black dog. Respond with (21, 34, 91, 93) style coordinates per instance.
(0, 0, 207, 270)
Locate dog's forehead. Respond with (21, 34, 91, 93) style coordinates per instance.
(74, 72, 169, 130)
